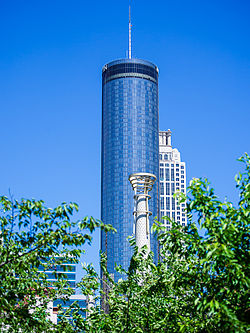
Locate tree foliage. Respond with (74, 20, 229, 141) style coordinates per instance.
(0, 154, 249, 332)
(0, 197, 113, 332)
(84, 154, 250, 332)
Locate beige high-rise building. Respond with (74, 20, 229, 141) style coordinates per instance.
(159, 130, 187, 230)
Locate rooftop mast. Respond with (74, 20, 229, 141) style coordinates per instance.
(129, 5, 132, 59)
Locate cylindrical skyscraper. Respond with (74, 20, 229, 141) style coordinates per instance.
(101, 58, 159, 281)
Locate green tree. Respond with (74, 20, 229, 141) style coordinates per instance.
(0, 196, 113, 332)
(84, 154, 249, 332)
(1, 154, 249, 332)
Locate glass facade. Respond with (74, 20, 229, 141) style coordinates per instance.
(54, 297, 86, 322)
(38, 259, 87, 322)
(101, 58, 159, 281)
(38, 259, 76, 289)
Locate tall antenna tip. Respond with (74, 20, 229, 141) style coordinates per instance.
(128, 5, 132, 59)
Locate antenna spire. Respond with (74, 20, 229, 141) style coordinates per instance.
(129, 5, 132, 59)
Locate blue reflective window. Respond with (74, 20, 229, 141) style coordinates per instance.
(160, 168, 164, 180)
(171, 183, 175, 194)
(160, 182, 164, 195)
(166, 198, 170, 210)
(165, 183, 170, 195)
(44, 273, 75, 280)
(172, 198, 175, 210)
(160, 197, 164, 210)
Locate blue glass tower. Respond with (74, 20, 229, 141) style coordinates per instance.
(101, 58, 159, 281)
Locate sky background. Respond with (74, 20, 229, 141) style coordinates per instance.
(0, 0, 249, 281)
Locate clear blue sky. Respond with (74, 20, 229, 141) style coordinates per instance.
(0, 0, 249, 278)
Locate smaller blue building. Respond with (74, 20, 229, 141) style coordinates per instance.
(54, 295, 87, 323)
(38, 258, 87, 323)
(38, 258, 76, 289)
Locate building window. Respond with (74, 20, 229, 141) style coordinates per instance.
(172, 198, 175, 210)
(160, 168, 164, 180)
(160, 163, 164, 167)
(160, 197, 164, 210)
(171, 169, 174, 181)
(166, 183, 170, 195)
(171, 183, 175, 194)
(159, 154, 162, 160)
(166, 197, 170, 210)
(165, 169, 170, 181)
(160, 182, 164, 195)
(181, 165, 184, 169)
(181, 180, 184, 183)
(164, 154, 168, 160)
(172, 212, 175, 220)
